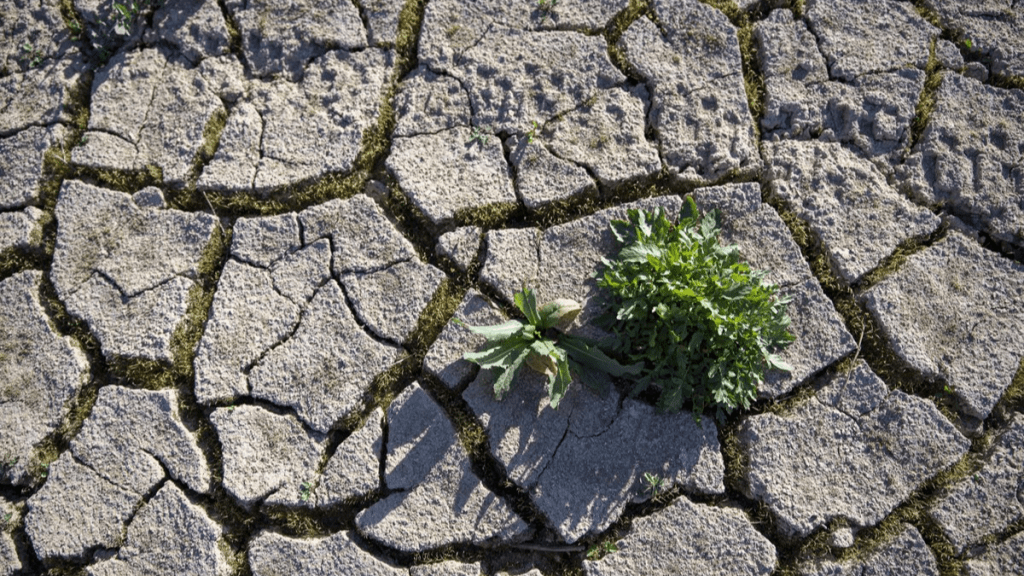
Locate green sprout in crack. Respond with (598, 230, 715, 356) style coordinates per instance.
(459, 285, 641, 408)
(586, 540, 618, 560)
(642, 471, 664, 497)
(468, 125, 492, 146)
(537, 0, 559, 22)
(525, 120, 540, 144)
(67, 18, 83, 41)
(20, 43, 44, 69)
(963, 38, 973, 50)
(299, 480, 315, 503)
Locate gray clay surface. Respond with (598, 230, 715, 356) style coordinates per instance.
(4, 2, 1023, 574)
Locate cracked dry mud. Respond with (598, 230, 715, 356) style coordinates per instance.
(1, 0, 1023, 575)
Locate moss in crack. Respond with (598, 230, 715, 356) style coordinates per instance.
(452, 202, 523, 231)
(911, 0, 944, 30)
(991, 73, 1024, 91)
(908, 38, 942, 153)
(696, 0, 765, 138)
(854, 221, 949, 291)
(764, 193, 946, 406)
(791, 0, 806, 18)
(990, 357, 1024, 425)
(185, 107, 229, 193)
(106, 225, 230, 391)
(405, 278, 467, 358)
(69, 164, 165, 195)
(27, 276, 105, 486)
(604, 0, 649, 79)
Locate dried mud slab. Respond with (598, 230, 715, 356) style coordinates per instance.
(929, 414, 1024, 553)
(0, 271, 89, 486)
(85, 482, 230, 576)
(619, 0, 760, 184)
(356, 383, 530, 552)
(755, 9, 924, 167)
(51, 182, 218, 363)
(862, 232, 1024, 421)
(24, 386, 210, 561)
(739, 362, 969, 537)
(899, 73, 1024, 254)
(583, 495, 776, 576)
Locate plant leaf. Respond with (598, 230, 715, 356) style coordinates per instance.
(560, 335, 642, 377)
(457, 319, 525, 341)
(493, 347, 531, 399)
(514, 285, 542, 326)
(464, 337, 529, 369)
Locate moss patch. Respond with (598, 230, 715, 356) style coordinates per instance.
(908, 38, 942, 152)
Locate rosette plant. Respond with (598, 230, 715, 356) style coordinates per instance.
(459, 286, 641, 408)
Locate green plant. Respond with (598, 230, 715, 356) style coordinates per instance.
(537, 0, 558, 22)
(597, 198, 795, 421)
(20, 43, 44, 68)
(299, 480, 314, 502)
(67, 18, 83, 41)
(586, 540, 617, 560)
(963, 38, 973, 49)
(468, 125, 491, 146)
(460, 286, 641, 408)
(525, 120, 539, 143)
(642, 471, 664, 496)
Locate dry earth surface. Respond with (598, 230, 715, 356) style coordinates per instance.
(1, 0, 1023, 575)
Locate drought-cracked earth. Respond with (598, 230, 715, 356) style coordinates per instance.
(2, 0, 1024, 575)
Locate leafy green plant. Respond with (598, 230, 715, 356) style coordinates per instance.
(468, 125, 492, 145)
(597, 198, 795, 421)
(586, 540, 617, 560)
(460, 286, 641, 408)
(299, 480, 315, 502)
(642, 472, 664, 497)
(525, 120, 540, 143)
(20, 43, 44, 69)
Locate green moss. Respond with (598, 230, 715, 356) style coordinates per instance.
(604, 0, 649, 79)
(991, 73, 1024, 91)
(765, 192, 942, 404)
(856, 221, 949, 290)
(908, 39, 943, 152)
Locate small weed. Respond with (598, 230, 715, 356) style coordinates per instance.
(963, 38, 973, 50)
(468, 125, 492, 146)
(67, 18, 83, 40)
(20, 43, 44, 69)
(459, 285, 640, 408)
(537, 0, 559, 22)
(525, 120, 540, 143)
(111, 1, 144, 35)
(641, 472, 664, 496)
(586, 540, 618, 560)
(299, 480, 315, 503)
(1, 454, 17, 471)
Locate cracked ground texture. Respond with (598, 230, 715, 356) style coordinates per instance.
(1, 0, 1023, 575)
